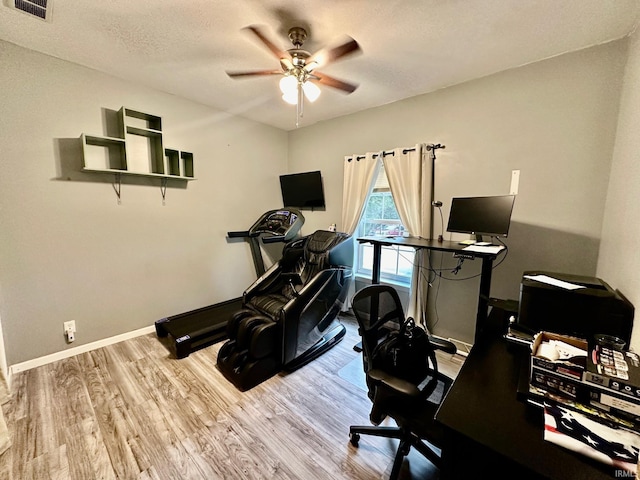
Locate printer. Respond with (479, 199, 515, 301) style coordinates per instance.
(517, 271, 634, 346)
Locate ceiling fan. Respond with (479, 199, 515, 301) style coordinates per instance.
(226, 25, 361, 126)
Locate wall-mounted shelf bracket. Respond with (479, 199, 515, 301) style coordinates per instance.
(112, 173, 122, 204)
(161, 177, 168, 205)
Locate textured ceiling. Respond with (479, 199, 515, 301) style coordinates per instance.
(1, 0, 638, 130)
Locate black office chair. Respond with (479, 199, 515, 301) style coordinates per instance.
(348, 284, 457, 480)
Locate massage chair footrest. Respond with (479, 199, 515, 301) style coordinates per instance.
(217, 343, 281, 392)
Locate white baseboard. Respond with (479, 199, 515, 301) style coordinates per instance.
(9, 325, 156, 376)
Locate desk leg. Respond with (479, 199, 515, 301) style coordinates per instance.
(371, 243, 382, 284)
(475, 257, 494, 343)
(353, 243, 383, 352)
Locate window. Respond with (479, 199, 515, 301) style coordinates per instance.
(356, 165, 414, 284)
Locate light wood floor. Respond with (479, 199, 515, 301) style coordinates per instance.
(0, 316, 464, 480)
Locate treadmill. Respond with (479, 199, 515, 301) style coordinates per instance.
(155, 209, 304, 358)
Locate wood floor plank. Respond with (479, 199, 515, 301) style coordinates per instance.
(49, 358, 95, 427)
(127, 399, 191, 480)
(24, 445, 70, 480)
(98, 347, 155, 409)
(4, 316, 463, 480)
(13, 367, 64, 468)
(80, 360, 144, 479)
(223, 396, 365, 480)
(63, 418, 116, 480)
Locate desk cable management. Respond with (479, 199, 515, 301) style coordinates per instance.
(389, 230, 509, 330)
(390, 201, 510, 282)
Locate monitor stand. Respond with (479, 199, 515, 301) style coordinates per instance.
(473, 235, 494, 246)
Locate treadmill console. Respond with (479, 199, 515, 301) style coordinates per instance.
(249, 209, 305, 241)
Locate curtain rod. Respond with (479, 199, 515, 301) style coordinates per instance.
(349, 143, 445, 161)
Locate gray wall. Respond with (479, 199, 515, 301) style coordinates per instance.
(1, 35, 636, 367)
(0, 40, 288, 365)
(287, 40, 628, 345)
(597, 31, 640, 349)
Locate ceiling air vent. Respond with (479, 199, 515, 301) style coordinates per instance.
(11, 0, 52, 21)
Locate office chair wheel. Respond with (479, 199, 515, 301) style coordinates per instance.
(349, 432, 360, 447)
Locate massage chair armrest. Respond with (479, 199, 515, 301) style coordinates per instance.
(243, 262, 283, 300)
(283, 267, 351, 310)
(280, 267, 352, 363)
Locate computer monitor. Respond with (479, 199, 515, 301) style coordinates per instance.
(447, 195, 516, 240)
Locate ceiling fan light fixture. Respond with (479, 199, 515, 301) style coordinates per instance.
(302, 81, 321, 102)
(282, 90, 299, 105)
(227, 24, 361, 126)
(279, 75, 298, 95)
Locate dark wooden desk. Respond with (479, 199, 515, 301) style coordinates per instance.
(358, 236, 503, 343)
(435, 334, 615, 479)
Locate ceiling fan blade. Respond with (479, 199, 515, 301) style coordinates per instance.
(310, 72, 359, 94)
(226, 69, 282, 78)
(305, 37, 361, 71)
(244, 25, 289, 60)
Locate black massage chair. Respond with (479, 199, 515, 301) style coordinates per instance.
(217, 230, 354, 391)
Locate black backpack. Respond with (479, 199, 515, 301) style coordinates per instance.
(370, 317, 437, 384)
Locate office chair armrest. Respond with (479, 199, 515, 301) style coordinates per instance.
(368, 368, 421, 398)
(428, 335, 457, 355)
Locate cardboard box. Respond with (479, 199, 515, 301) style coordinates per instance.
(531, 367, 581, 399)
(530, 332, 588, 382)
(587, 389, 640, 425)
(524, 332, 640, 431)
(580, 344, 640, 423)
(583, 344, 640, 401)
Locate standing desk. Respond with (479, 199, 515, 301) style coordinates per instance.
(357, 236, 504, 343)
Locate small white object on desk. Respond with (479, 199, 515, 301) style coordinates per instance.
(536, 339, 587, 361)
(462, 244, 505, 254)
(537, 342, 561, 361)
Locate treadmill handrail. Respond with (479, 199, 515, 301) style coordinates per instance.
(261, 235, 286, 244)
(227, 230, 257, 238)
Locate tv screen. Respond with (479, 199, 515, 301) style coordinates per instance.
(447, 195, 516, 238)
(279, 171, 325, 209)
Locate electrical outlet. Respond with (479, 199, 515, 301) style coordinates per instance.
(64, 321, 76, 342)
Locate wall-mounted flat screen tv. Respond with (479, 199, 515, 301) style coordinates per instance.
(447, 194, 516, 238)
(279, 170, 326, 209)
